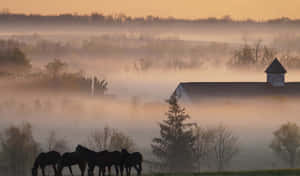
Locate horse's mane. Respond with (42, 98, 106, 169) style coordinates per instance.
(32, 152, 45, 169)
(61, 152, 72, 158)
(76, 145, 96, 154)
(121, 149, 129, 154)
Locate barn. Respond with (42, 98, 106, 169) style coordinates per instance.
(173, 58, 300, 102)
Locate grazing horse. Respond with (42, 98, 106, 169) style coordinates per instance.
(95, 150, 109, 176)
(121, 149, 143, 176)
(57, 152, 87, 176)
(75, 145, 106, 176)
(32, 151, 61, 176)
(103, 151, 123, 176)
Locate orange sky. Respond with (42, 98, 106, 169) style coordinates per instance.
(2, 0, 300, 20)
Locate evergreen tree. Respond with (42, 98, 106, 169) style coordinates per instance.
(152, 95, 196, 172)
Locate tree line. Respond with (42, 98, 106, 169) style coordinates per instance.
(1, 11, 300, 25)
(0, 47, 108, 95)
(3, 35, 300, 73)
(229, 39, 300, 70)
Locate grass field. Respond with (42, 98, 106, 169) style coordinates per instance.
(150, 169, 300, 176)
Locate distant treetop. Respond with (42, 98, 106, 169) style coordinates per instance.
(0, 47, 31, 74)
(0, 13, 299, 25)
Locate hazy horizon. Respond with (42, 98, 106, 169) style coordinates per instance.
(2, 0, 300, 20)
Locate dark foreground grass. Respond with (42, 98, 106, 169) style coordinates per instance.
(149, 168, 300, 176)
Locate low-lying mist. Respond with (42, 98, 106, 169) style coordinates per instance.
(1, 25, 300, 172)
(1, 69, 300, 171)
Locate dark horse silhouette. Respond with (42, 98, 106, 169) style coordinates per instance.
(57, 152, 87, 176)
(75, 145, 107, 176)
(121, 149, 143, 176)
(32, 151, 61, 176)
(103, 150, 123, 176)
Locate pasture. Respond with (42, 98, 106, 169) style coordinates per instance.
(150, 169, 300, 176)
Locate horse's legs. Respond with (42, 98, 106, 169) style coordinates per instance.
(88, 165, 95, 176)
(104, 166, 109, 176)
(41, 167, 46, 176)
(97, 166, 103, 176)
(89, 168, 94, 176)
(79, 163, 86, 176)
(134, 164, 142, 176)
(115, 165, 119, 176)
(128, 167, 131, 176)
(103, 166, 107, 176)
(138, 163, 142, 176)
(59, 166, 64, 176)
(125, 167, 129, 176)
(53, 164, 58, 176)
(125, 167, 131, 176)
(110, 165, 113, 176)
(120, 165, 124, 176)
(68, 166, 74, 176)
(133, 165, 138, 175)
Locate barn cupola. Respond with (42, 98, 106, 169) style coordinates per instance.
(265, 58, 287, 87)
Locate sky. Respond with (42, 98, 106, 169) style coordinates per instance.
(2, 0, 300, 20)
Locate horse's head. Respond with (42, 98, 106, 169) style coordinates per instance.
(76, 145, 83, 152)
(121, 148, 130, 158)
(32, 168, 38, 176)
(121, 148, 129, 154)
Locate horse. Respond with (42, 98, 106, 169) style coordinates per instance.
(103, 151, 123, 176)
(32, 151, 61, 176)
(57, 152, 87, 176)
(75, 145, 107, 176)
(121, 149, 143, 176)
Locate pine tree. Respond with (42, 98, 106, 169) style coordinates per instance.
(152, 95, 196, 172)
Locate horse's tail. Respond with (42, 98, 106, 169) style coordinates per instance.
(139, 152, 143, 163)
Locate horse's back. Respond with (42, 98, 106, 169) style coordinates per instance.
(62, 152, 85, 166)
(125, 152, 143, 166)
(107, 151, 122, 164)
(76, 145, 97, 162)
(48, 151, 61, 157)
(34, 151, 61, 167)
(131, 152, 143, 162)
(47, 151, 61, 163)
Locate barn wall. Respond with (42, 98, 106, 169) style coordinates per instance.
(267, 73, 285, 87)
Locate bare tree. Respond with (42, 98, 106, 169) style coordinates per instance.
(88, 126, 112, 151)
(45, 58, 67, 79)
(194, 126, 216, 172)
(109, 130, 136, 151)
(88, 126, 135, 151)
(134, 58, 153, 72)
(232, 44, 255, 66)
(213, 125, 239, 171)
(261, 46, 277, 65)
(254, 39, 262, 63)
(46, 130, 69, 153)
(270, 122, 300, 168)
